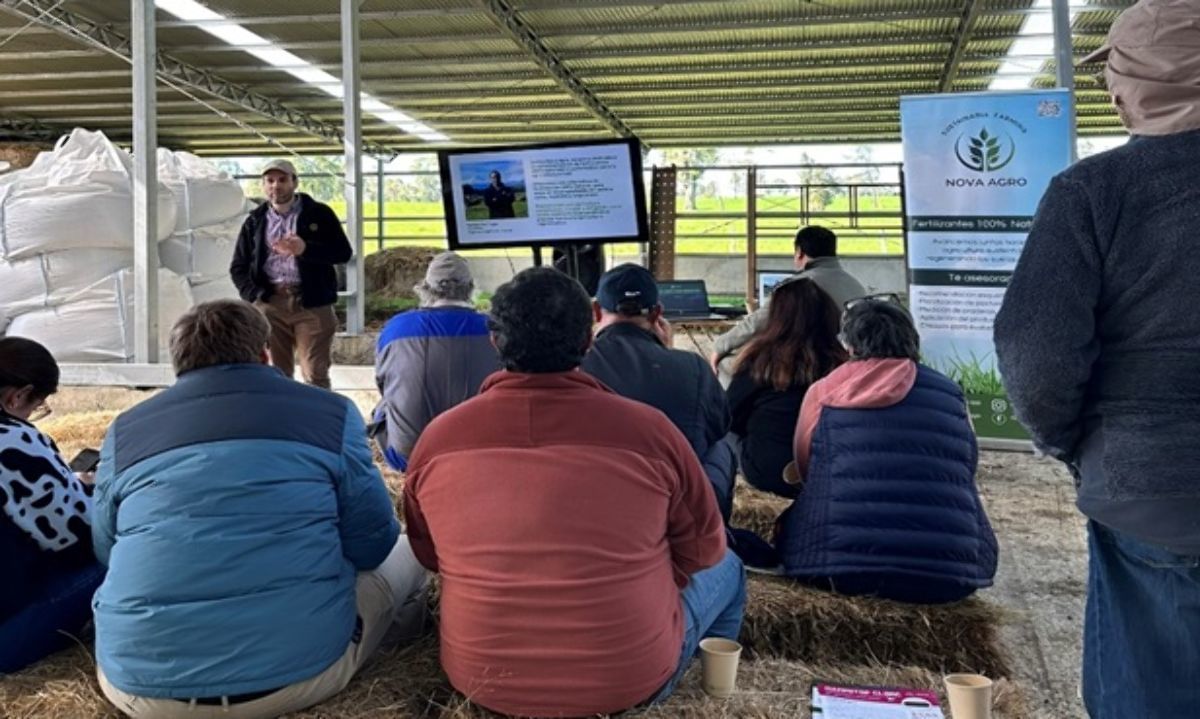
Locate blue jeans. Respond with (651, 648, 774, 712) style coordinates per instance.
(0, 561, 104, 674)
(1083, 521, 1200, 719)
(650, 549, 747, 703)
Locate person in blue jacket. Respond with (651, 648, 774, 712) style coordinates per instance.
(92, 300, 428, 719)
(779, 298, 997, 604)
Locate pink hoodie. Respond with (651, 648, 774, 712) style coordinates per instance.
(792, 358, 918, 480)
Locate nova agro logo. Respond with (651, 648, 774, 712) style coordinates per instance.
(955, 128, 1015, 173)
(940, 112, 1030, 188)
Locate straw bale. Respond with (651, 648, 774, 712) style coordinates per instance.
(38, 411, 119, 459)
(0, 636, 1029, 719)
(741, 576, 1011, 678)
(365, 247, 438, 300)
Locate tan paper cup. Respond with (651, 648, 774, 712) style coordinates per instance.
(699, 637, 742, 698)
(944, 674, 993, 719)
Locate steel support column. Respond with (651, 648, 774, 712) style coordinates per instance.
(342, 0, 365, 335)
(1052, 0, 1079, 163)
(131, 0, 158, 363)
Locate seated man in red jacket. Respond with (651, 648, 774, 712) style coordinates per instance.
(404, 267, 744, 717)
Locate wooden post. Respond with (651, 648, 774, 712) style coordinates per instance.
(746, 166, 757, 310)
(648, 165, 677, 280)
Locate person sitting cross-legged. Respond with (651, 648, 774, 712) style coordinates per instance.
(0, 337, 104, 674)
(404, 267, 746, 717)
(93, 300, 428, 719)
(582, 263, 736, 522)
(373, 251, 500, 471)
(777, 298, 998, 604)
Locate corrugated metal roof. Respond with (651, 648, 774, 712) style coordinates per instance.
(0, 0, 1133, 156)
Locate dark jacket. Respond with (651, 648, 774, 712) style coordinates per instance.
(93, 364, 399, 698)
(583, 323, 729, 461)
(994, 129, 1200, 554)
(582, 323, 736, 518)
(230, 193, 352, 308)
(781, 359, 996, 604)
(726, 370, 808, 496)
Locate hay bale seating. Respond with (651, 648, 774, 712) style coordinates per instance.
(5, 411, 1020, 716)
(731, 484, 1012, 678)
(0, 636, 1029, 719)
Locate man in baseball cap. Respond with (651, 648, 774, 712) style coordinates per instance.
(230, 159, 351, 388)
(997, 2, 1200, 716)
(582, 264, 737, 522)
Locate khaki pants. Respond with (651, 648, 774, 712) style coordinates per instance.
(255, 288, 336, 389)
(99, 537, 428, 719)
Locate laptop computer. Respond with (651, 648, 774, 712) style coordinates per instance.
(658, 280, 743, 322)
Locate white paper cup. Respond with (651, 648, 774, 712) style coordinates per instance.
(944, 674, 993, 719)
(699, 637, 742, 698)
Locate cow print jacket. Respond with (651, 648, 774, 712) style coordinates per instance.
(0, 411, 94, 553)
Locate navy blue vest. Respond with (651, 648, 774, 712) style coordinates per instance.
(776, 364, 998, 603)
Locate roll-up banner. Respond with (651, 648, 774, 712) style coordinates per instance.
(900, 90, 1073, 440)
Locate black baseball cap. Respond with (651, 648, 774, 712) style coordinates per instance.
(596, 263, 659, 313)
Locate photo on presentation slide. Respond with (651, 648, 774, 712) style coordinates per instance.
(459, 159, 528, 221)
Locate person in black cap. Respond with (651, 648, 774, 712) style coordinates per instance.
(581, 263, 736, 522)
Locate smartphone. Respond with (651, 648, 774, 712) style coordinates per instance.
(69, 448, 101, 473)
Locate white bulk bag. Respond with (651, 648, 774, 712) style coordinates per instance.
(0, 129, 177, 261)
(159, 213, 243, 281)
(0, 248, 132, 318)
(188, 276, 241, 305)
(7, 267, 192, 362)
(157, 149, 246, 232)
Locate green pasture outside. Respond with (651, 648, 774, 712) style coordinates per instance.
(325, 193, 903, 257)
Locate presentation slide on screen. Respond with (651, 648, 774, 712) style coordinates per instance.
(444, 143, 641, 247)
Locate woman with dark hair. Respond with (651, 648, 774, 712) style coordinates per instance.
(726, 278, 847, 497)
(776, 298, 998, 604)
(0, 337, 103, 672)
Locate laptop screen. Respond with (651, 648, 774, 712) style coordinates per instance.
(757, 271, 793, 302)
(658, 280, 711, 315)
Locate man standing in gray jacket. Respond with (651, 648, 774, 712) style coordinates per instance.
(994, 2, 1200, 716)
(710, 226, 864, 379)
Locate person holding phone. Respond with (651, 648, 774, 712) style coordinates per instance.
(0, 337, 104, 673)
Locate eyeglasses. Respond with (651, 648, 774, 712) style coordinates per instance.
(844, 293, 905, 310)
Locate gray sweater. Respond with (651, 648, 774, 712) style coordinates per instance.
(995, 129, 1200, 553)
(712, 257, 866, 359)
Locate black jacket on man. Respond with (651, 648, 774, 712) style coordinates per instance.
(230, 192, 352, 309)
(581, 322, 735, 520)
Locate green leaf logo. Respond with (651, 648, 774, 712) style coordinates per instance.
(955, 128, 1016, 173)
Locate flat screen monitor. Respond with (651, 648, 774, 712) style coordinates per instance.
(757, 271, 793, 303)
(438, 138, 649, 251)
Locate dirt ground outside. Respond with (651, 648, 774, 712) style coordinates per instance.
(29, 386, 1089, 718)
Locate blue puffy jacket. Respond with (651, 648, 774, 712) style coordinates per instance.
(92, 363, 400, 698)
(779, 360, 997, 604)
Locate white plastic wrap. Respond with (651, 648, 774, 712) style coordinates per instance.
(6, 268, 193, 362)
(157, 148, 246, 232)
(0, 129, 177, 260)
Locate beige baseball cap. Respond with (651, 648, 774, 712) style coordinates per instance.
(1079, 0, 1200, 64)
(260, 158, 298, 178)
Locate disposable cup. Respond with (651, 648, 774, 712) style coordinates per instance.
(699, 637, 742, 698)
(943, 674, 993, 719)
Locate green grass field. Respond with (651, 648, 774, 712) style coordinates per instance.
(327, 193, 904, 257)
